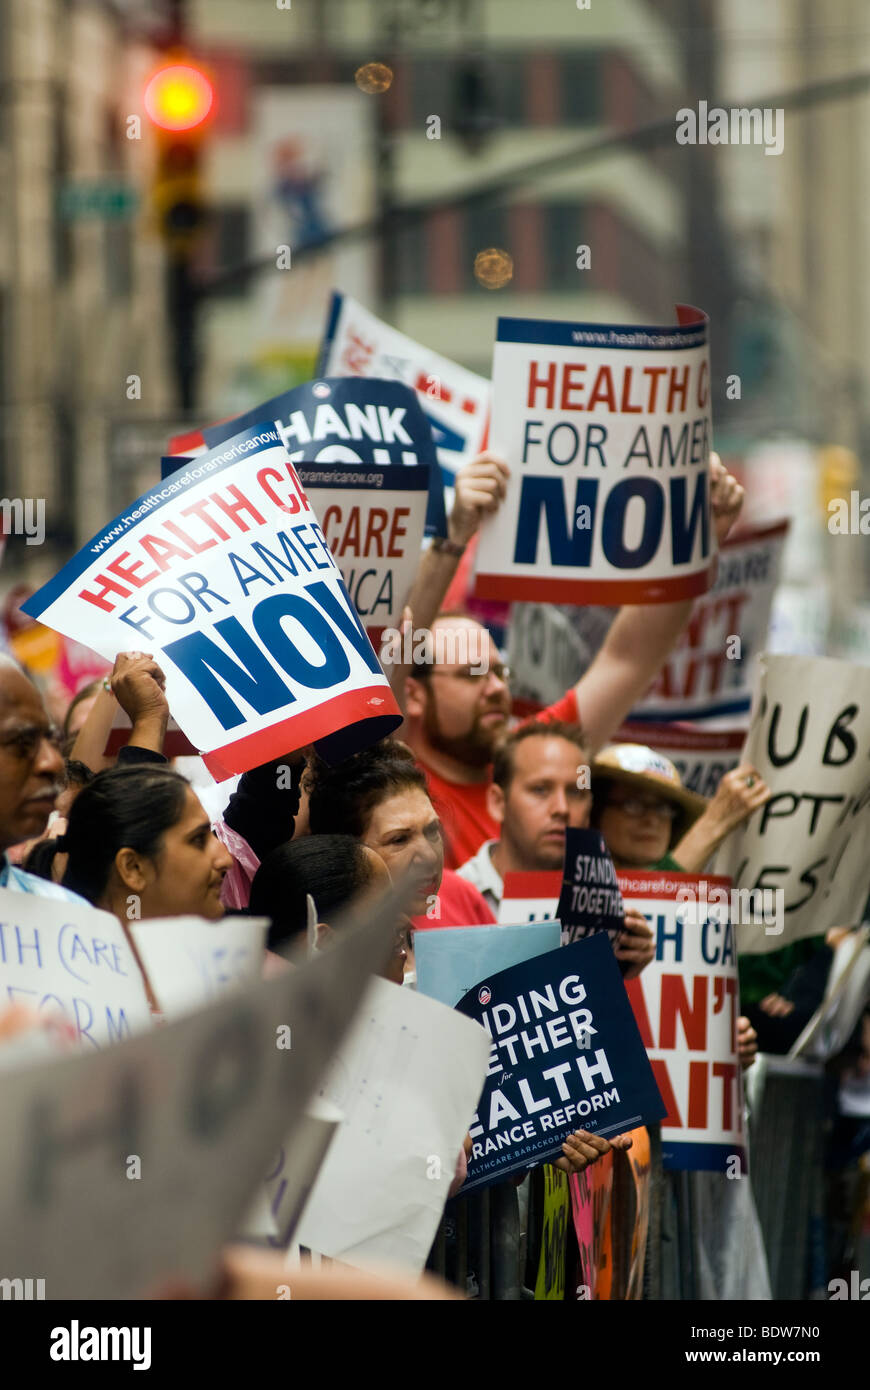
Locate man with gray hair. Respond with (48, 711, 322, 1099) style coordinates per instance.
(0, 656, 83, 899)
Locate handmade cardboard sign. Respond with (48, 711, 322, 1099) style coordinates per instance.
(22, 424, 402, 780)
(0, 890, 152, 1049)
(129, 916, 268, 1019)
(455, 935, 666, 1193)
(0, 880, 400, 1298)
(475, 307, 713, 604)
(619, 869, 746, 1173)
(713, 652, 870, 952)
(292, 975, 490, 1273)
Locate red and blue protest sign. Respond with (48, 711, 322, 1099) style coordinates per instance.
(23, 424, 402, 780)
(454, 934, 666, 1194)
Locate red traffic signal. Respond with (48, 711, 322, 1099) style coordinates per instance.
(144, 63, 214, 133)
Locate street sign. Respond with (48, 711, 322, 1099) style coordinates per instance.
(58, 183, 139, 220)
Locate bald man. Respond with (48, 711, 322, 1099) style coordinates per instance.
(0, 657, 83, 899)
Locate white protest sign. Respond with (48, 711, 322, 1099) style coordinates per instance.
(635, 520, 789, 720)
(475, 308, 713, 605)
(293, 975, 490, 1273)
(713, 653, 870, 953)
(21, 424, 402, 780)
(129, 916, 268, 1020)
(296, 464, 428, 634)
(507, 520, 787, 722)
(619, 870, 746, 1174)
(0, 882, 400, 1298)
(318, 290, 491, 484)
(0, 890, 151, 1048)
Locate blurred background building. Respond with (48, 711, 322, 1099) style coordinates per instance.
(1, 0, 869, 654)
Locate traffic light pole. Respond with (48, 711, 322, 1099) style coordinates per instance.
(167, 254, 197, 413)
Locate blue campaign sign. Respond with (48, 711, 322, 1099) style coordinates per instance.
(454, 934, 666, 1194)
(415, 920, 561, 1009)
(201, 377, 447, 539)
(556, 827, 625, 945)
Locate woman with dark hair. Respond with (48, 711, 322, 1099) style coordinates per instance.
(55, 763, 233, 923)
(250, 833, 392, 954)
(305, 739, 494, 930)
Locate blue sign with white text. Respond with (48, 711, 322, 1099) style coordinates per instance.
(455, 934, 666, 1193)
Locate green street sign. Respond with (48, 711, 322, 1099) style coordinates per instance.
(58, 183, 139, 220)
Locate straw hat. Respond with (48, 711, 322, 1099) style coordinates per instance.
(591, 743, 707, 831)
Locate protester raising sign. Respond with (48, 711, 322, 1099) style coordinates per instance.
(474, 307, 713, 605)
(455, 935, 665, 1194)
(619, 870, 746, 1174)
(557, 827, 625, 945)
(22, 425, 402, 780)
(169, 376, 447, 540)
(317, 290, 491, 486)
(713, 652, 870, 953)
(0, 890, 152, 1048)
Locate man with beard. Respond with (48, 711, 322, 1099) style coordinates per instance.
(400, 456, 744, 868)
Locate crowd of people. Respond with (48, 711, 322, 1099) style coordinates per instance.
(0, 445, 867, 1302)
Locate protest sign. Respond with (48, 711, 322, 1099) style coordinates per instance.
(129, 916, 268, 1019)
(618, 869, 745, 1173)
(455, 935, 666, 1193)
(21, 425, 401, 780)
(570, 1154, 614, 1300)
(415, 919, 561, 1008)
(613, 721, 745, 800)
(712, 653, 870, 953)
(0, 890, 152, 1049)
(508, 521, 786, 723)
(633, 519, 789, 721)
(266, 1097, 343, 1252)
(534, 1165, 570, 1300)
(474, 307, 713, 605)
(318, 290, 491, 486)
(0, 880, 400, 1298)
(292, 975, 490, 1273)
(164, 456, 428, 635)
(187, 376, 446, 540)
(497, 871, 561, 925)
(557, 827, 625, 945)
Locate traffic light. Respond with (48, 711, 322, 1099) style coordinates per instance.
(144, 61, 214, 255)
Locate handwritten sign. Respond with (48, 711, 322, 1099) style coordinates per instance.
(713, 653, 870, 952)
(22, 425, 401, 780)
(0, 890, 151, 1048)
(129, 916, 268, 1019)
(475, 308, 713, 604)
(0, 879, 400, 1298)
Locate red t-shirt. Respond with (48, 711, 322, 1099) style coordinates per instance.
(411, 868, 496, 931)
(420, 690, 581, 870)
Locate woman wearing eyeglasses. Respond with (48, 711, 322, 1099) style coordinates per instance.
(590, 744, 706, 871)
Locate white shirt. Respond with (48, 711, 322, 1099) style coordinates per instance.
(455, 839, 503, 916)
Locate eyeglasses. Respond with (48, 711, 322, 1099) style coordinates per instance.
(607, 796, 678, 821)
(429, 663, 511, 684)
(0, 725, 63, 760)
